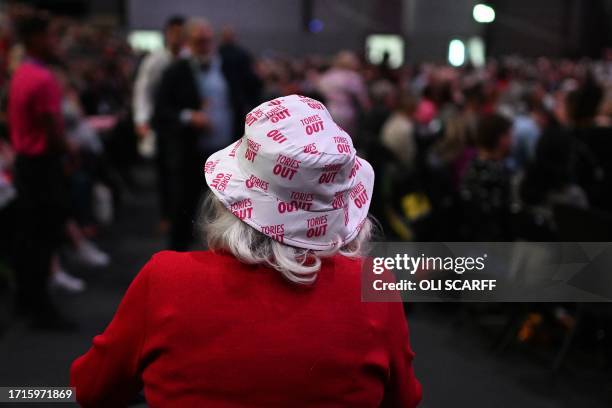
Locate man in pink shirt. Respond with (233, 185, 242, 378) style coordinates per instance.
(9, 58, 63, 155)
(9, 13, 74, 330)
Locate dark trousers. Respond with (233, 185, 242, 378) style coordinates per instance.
(13, 154, 68, 314)
(160, 136, 209, 251)
(155, 132, 172, 221)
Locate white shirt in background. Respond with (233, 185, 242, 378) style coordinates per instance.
(132, 48, 172, 127)
(381, 112, 417, 169)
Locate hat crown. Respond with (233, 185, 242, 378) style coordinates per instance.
(236, 94, 359, 209)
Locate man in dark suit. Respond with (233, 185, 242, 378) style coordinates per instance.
(219, 26, 262, 112)
(153, 18, 261, 250)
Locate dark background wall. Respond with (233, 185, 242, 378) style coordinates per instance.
(124, 0, 481, 60)
(402, 0, 480, 63)
(10, 0, 612, 61)
(483, 0, 573, 57)
(127, 0, 378, 56)
(484, 0, 612, 58)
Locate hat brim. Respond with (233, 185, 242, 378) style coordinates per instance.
(204, 139, 374, 251)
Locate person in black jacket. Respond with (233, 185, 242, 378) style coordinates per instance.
(564, 80, 612, 212)
(218, 26, 263, 113)
(153, 18, 261, 250)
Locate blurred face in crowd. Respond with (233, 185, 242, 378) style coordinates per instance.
(532, 108, 549, 131)
(187, 20, 214, 60)
(165, 23, 185, 55)
(497, 129, 512, 158)
(27, 23, 58, 61)
(477, 114, 513, 160)
(220, 25, 235, 45)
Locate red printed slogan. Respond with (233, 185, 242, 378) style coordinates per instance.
(231, 198, 253, 220)
(277, 192, 314, 213)
(261, 224, 284, 243)
(301, 114, 324, 135)
(306, 215, 328, 238)
(245, 139, 261, 162)
(273, 154, 301, 181)
(266, 105, 291, 123)
(349, 182, 369, 208)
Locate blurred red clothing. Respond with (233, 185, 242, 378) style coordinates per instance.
(8, 60, 63, 156)
(70, 250, 421, 408)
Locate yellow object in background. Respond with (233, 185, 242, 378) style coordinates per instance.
(401, 193, 431, 221)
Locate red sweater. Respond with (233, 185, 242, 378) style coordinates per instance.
(70, 250, 421, 407)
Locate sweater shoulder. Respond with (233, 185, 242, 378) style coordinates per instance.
(141, 250, 243, 302)
(148, 249, 221, 266)
(325, 254, 364, 280)
(144, 250, 231, 279)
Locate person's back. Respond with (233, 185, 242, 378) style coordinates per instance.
(571, 125, 612, 211)
(317, 52, 368, 136)
(71, 250, 420, 407)
(72, 94, 420, 407)
(459, 113, 513, 241)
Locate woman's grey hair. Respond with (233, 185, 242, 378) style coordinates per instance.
(199, 191, 377, 285)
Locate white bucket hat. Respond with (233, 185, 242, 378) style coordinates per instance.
(203, 94, 374, 250)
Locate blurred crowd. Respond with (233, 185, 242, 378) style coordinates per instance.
(0, 5, 134, 330)
(0, 4, 612, 371)
(253, 44, 612, 246)
(354, 56, 612, 243)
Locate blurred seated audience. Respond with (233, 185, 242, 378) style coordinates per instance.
(460, 113, 513, 241)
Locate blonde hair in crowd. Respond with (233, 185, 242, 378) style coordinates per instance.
(199, 192, 375, 284)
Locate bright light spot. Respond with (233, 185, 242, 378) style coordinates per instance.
(448, 39, 465, 67)
(468, 36, 486, 67)
(473, 4, 495, 23)
(366, 34, 405, 69)
(128, 30, 163, 52)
